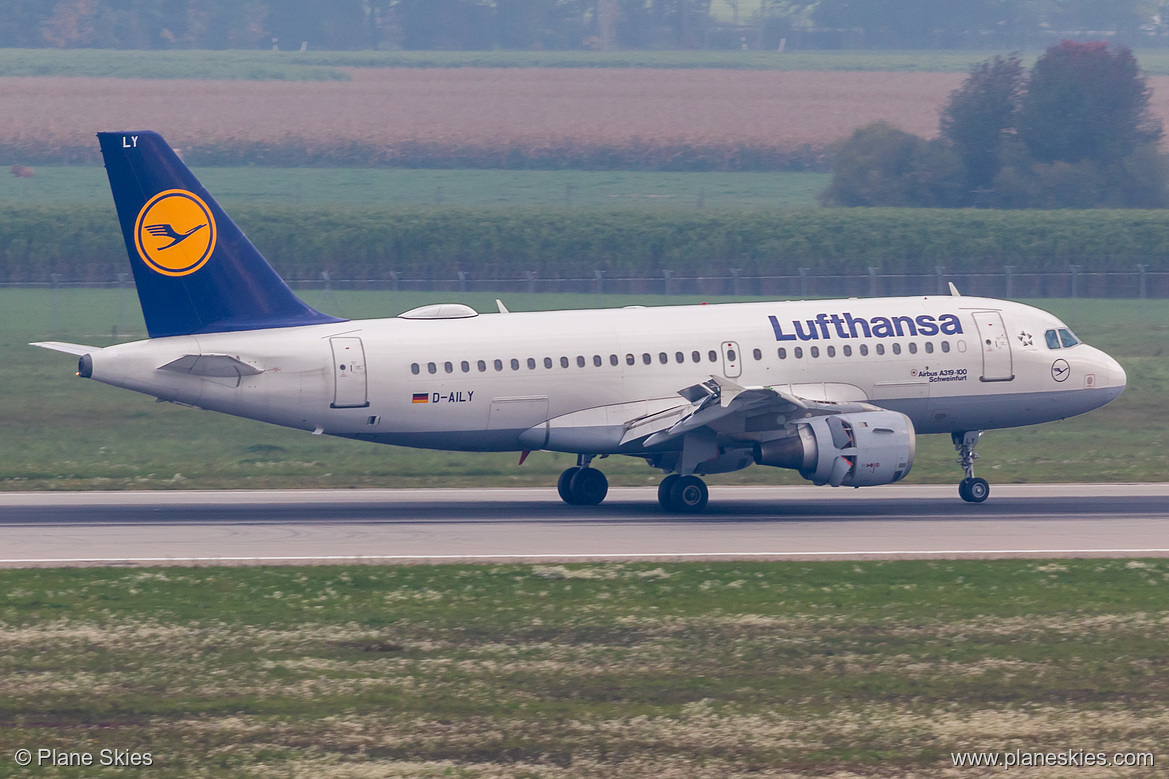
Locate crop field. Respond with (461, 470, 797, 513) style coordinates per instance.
(0, 69, 967, 167)
(0, 560, 1166, 777)
(0, 166, 827, 210)
(3, 290, 1165, 491)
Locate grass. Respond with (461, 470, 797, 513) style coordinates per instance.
(3, 291, 1165, 491)
(0, 559, 1166, 777)
(0, 167, 828, 210)
(0, 49, 1011, 79)
(20, 48, 1169, 78)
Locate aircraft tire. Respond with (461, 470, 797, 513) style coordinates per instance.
(657, 474, 680, 509)
(570, 467, 609, 506)
(668, 475, 709, 514)
(558, 467, 582, 505)
(960, 477, 990, 503)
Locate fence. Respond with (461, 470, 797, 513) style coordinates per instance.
(5, 265, 1167, 299)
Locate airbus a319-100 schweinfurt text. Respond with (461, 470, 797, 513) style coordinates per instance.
(34, 133, 1127, 513)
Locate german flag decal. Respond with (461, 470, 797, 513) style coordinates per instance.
(412, 393, 429, 404)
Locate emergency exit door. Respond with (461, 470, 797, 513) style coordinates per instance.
(971, 311, 1014, 382)
(330, 337, 369, 408)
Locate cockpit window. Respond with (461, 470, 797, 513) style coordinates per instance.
(1058, 328, 1080, 348)
(1045, 329, 1061, 349)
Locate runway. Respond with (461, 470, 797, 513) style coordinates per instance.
(1, 484, 1168, 567)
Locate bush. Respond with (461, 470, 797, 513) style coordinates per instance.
(820, 122, 965, 207)
(3, 204, 1169, 282)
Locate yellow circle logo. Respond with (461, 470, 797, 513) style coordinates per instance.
(134, 189, 217, 277)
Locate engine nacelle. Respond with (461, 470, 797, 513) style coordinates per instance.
(753, 410, 915, 487)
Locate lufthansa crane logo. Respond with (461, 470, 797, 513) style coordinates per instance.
(134, 189, 216, 277)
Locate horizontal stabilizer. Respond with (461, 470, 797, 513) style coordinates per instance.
(30, 341, 100, 356)
(158, 354, 263, 378)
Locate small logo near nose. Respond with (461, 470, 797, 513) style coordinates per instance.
(1051, 359, 1070, 382)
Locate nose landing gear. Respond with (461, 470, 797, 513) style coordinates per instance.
(954, 430, 990, 503)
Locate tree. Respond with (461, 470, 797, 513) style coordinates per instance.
(1018, 41, 1162, 165)
(820, 122, 965, 207)
(939, 54, 1024, 190)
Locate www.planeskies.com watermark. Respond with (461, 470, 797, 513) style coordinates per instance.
(952, 749, 1153, 769)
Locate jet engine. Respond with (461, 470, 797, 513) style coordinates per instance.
(753, 410, 915, 487)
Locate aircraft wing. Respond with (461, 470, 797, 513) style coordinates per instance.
(620, 375, 876, 449)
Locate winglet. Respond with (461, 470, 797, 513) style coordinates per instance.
(496, 299, 510, 314)
(948, 282, 962, 297)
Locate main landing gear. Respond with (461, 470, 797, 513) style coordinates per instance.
(953, 430, 990, 503)
(557, 455, 609, 506)
(657, 473, 709, 514)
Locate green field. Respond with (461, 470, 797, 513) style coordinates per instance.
(10, 47, 1169, 79)
(0, 560, 1165, 777)
(4, 290, 1165, 491)
(0, 167, 828, 210)
(0, 48, 1017, 79)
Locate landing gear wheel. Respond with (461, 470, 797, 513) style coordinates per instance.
(557, 467, 582, 505)
(960, 477, 989, 503)
(569, 467, 609, 506)
(657, 474, 680, 510)
(667, 475, 709, 514)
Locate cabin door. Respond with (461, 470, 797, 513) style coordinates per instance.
(720, 341, 742, 379)
(330, 337, 369, 408)
(971, 311, 1014, 382)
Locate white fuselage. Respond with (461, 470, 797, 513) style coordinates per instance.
(83, 296, 1126, 456)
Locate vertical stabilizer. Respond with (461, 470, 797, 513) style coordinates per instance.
(98, 131, 344, 338)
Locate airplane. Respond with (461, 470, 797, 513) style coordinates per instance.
(33, 132, 1126, 513)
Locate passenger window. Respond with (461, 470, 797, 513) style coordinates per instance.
(427, 362, 437, 374)
(876, 344, 885, 356)
(843, 345, 852, 357)
(924, 342, 933, 354)
(675, 352, 685, 363)
(527, 358, 536, 370)
(1045, 329, 1061, 349)
(1059, 328, 1079, 348)
(908, 343, 917, 354)
(827, 346, 835, 358)
(708, 350, 718, 362)
(692, 351, 701, 363)
(892, 344, 901, 355)
(810, 346, 819, 358)
(610, 354, 619, 366)
(626, 354, 635, 366)
(794, 347, 803, 359)
(477, 360, 487, 372)
(752, 348, 762, 360)
(778, 348, 787, 360)
(494, 359, 504, 371)
(511, 358, 520, 370)
(941, 341, 950, 353)
(594, 355, 603, 367)
(411, 363, 420, 375)
(727, 348, 737, 361)
(460, 360, 470, 372)
(560, 356, 570, 369)
(575, 356, 584, 368)
(860, 344, 869, 356)
(544, 357, 553, 369)
(659, 352, 668, 364)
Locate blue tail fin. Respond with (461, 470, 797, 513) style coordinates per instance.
(98, 131, 344, 338)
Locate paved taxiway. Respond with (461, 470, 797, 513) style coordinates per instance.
(1, 484, 1167, 566)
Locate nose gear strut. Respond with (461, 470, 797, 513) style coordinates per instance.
(953, 430, 990, 503)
